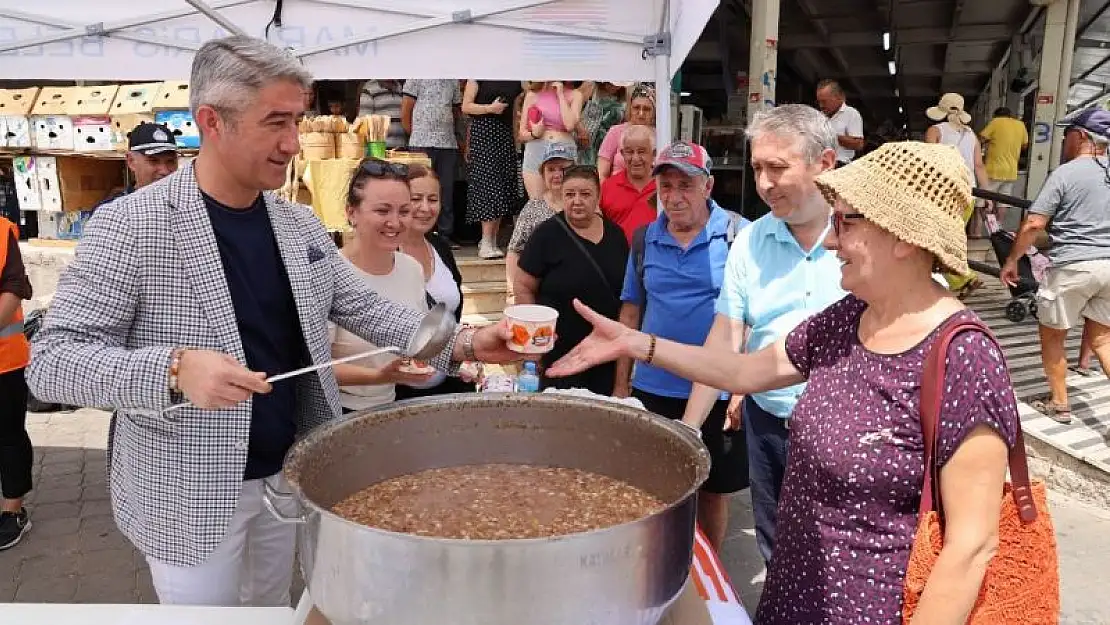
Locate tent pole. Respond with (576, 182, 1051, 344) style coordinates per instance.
(0, 1, 251, 55)
(183, 0, 247, 36)
(648, 0, 672, 151)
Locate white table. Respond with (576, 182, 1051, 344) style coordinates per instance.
(0, 604, 294, 625)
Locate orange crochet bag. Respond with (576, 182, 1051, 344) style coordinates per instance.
(902, 319, 1059, 624)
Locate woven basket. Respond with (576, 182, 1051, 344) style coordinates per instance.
(300, 132, 335, 160)
(335, 133, 365, 159)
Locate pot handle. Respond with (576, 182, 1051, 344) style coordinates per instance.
(262, 479, 307, 525)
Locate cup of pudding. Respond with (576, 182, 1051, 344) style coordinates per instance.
(503, 304, 558, 354)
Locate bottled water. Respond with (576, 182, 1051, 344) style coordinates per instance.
(516, 362, 541, 393)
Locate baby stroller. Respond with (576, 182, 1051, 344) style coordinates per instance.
(973, 188, 1048, 323)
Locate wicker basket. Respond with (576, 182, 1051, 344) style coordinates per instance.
(336, 133, 365, 159)
(300, 132, 336, 160)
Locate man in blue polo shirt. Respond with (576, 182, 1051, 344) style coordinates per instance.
(682, 104, 845, 565)
(614, 140, 749, 550)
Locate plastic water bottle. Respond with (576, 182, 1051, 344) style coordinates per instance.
(516, 362, 541, 393)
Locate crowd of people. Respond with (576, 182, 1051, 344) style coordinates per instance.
(0, 32, 1103, 625)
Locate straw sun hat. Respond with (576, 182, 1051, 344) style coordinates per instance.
(926, 92, 972, 125)
(814, 141, 973, 277)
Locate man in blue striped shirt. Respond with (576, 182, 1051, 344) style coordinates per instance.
(682, 104, 846, 564)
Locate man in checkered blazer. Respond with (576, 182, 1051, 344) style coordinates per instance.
(26, 36, 519, 606)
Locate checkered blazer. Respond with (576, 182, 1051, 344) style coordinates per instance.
(26, 162, 458, 567)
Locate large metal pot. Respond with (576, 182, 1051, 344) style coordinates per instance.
(267, 393, 710, 625)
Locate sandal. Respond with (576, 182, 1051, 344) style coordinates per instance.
(1072, 364, 1102, 377)
(957, 277, 983, 300)
(1030, 396, 1072, 424)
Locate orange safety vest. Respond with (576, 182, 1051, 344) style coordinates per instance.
(0, 217, 30, 374)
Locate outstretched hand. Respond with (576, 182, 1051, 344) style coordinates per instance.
(546, 299, 643, 378)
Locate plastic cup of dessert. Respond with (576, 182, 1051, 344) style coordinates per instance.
(504, 304, 559, 354)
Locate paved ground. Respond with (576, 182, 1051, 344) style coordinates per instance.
(1, 408, 1109, 624)
(964, 281, 1110, 476)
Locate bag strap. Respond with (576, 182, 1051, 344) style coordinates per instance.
(551, 214, 617, 297)
(630, 223, 649, 327)
(918, 317, 1038, 524)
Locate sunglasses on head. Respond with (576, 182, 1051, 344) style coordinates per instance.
(832, 211, 864, 235)
(360, 159, 409, 178)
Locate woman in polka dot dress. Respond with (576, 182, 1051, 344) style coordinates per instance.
(547, 142, 1022, 624)
(462, 80, 524, 259)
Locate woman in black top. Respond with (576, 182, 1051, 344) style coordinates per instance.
(515, 166, 628, 395)
(397, 166, 473, 398)
(462, 80, 525, 259)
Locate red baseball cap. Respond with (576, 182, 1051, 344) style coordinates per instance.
(652, 140, 713, 176)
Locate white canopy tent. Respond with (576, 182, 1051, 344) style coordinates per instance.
(0, 0, 719, 149)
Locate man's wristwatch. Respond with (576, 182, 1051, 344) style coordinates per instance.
(461, 326, 477, 362)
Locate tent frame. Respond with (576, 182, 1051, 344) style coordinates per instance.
(0, 0, 676, 146)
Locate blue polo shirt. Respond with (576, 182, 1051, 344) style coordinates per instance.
(715, 212, 846, 418)
(621, 200, 749, 398)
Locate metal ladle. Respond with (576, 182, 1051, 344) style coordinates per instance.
(159, 303, 457, 415)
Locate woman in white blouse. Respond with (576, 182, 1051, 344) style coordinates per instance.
(330, 159, 437, 413)
(398, 166, 474, 397)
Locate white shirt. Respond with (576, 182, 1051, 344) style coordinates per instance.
(406, 244, 461, 389)
(828, 103, 864, 163)
(329, 252, 428, 410)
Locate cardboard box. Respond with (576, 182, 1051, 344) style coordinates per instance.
(301, 580, 713, 625)
(11, 156, 42, 211)
(31, 87, 77, 151)
(34, 156, 125, 213)
(156, 110, 199, 149)
(155, 81, 190, 110)
(0, 87, 39, 148)
(110, 113, 156, 151)
(73, 116, 115, 152)
(111, 82, 162, 150)
(71, 85, 120, 152)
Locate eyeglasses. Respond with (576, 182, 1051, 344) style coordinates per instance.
(832, 212, 864, 235)
(360, 159, 409, 178)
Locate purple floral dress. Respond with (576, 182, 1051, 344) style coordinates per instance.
(755, 295, 1020, 625)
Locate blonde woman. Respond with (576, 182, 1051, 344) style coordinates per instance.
(597, 84, 657, 182)
(925, 92, 992, 297)
(330, 159, 437, 413)
(519, 81, 584, 199)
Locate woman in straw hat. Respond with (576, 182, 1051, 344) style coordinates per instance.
(925, 92, 993, 297)
(547, 142, 1021, 624)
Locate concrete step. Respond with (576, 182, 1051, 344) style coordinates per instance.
(461, 281, 508, 316)
(967, 238, 993, 263)
(457, 256, 507, 284)
(461, 311, 503, 327)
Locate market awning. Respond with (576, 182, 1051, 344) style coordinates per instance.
(0, 0, 716, 83)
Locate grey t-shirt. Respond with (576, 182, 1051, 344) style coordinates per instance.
(1029, 156, 1110, 266)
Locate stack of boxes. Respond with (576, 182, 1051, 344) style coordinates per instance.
(0, 87, 39, 148)
(154, 81, 198, 149)
(110, 82, 161, 151)
(72, 85, 121, 152)
(2, 82, 196, 240)
(31, 87, 76, 151)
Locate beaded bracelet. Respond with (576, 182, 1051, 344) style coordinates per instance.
(168, 348, 186, 394)
(646, 334, 657, 364)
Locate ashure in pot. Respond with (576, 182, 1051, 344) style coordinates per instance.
(267, 393, 710, 625)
